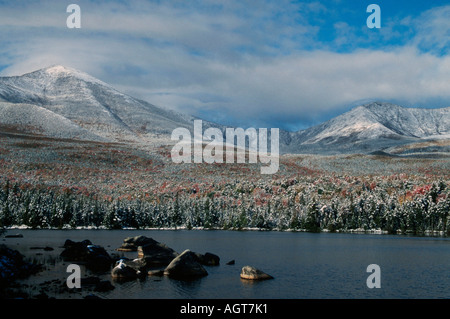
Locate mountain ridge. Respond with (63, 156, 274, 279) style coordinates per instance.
(0, 65, 449, 156)
(280, 101, 450, 154)
(0, 65, 204, 144)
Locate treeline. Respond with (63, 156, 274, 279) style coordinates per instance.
(0, 178, 448, 235)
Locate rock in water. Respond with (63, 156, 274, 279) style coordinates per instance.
(117, 236, 158, 252)
(111, 260, 139, 281)
(138, 242, 178, 266)
(119, 258, 148, 273)
(60, 240, 112, 272)
(60, 240, 91, 260)
(0, 244, 41, 287)
(164, 250, 208, 280)
(240, 266, 273, 280)
(194, 252, 220, 266)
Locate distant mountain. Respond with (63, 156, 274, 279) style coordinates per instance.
(280, 102, 450, 154)
(0, 66, 449, 155)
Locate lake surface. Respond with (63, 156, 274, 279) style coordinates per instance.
(3, 229, 449, 299)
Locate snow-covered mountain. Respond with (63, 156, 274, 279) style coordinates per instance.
(0, 65, 449, 155)
(0, 65, 201, 143)
(280, 102, 450, 154)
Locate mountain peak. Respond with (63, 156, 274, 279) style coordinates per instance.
(24, 65, 108, 87)
(43, 65, 79, 76)
(0, 65, 198, 144)
(362, 101, 400, 110)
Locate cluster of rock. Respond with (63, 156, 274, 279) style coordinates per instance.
(1, 234, 274, 299)
(60, 239, 113, 272)
(113, 235, 219, 281)
(58, 234, 273, 292)
(0, 244, 41, 290)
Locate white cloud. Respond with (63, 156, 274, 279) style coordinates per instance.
(1, 1, 450, 131)
(412, 5, 450, 54)
(112, 47, 450, 129)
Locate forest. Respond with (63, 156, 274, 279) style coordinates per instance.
(0, 174, 448, 235)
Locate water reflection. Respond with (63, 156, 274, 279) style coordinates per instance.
(4, 229, 450, 299)
(168, 277, 205, 298)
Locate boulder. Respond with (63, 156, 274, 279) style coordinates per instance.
(87, 245, 112, 270)
(111, 259, 140, 281)
(60, 240, 90, 260)
(0, 244, 41, 286)
(60, 240, 112, 272)
(117, 236, 158, 252)
(118, 258, 148, 273)
(116, 243, 136, 252)
(164, 250, 208, 280)
(226, 260, 235, 265)
(63, 239, 91, 248)
(63, 239, 75, 248)
(240, 266, 273, 280)
(194, 252, 220, 266)
(138, 242, 178, 266)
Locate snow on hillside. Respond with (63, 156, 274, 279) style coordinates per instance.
(0, 65, 201, 144)
(0, 102, 106, 141)
(282, 102, 450, 154)
(301, 105, 400, 144)
(363, 102, 450, 138)
(0, 66, 449, 155)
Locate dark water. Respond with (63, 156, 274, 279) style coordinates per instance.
(3, 229, 449, 299)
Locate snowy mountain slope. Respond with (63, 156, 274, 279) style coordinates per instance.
(0, 66, 448, 155)
(0, 65, 201, 143)
(0, 101, 106, 141)
(363, 102, 450, 137)
(280, 102, 450, 154)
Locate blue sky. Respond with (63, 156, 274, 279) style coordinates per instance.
(1, 0, 450, 131)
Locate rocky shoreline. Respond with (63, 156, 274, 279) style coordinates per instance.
(0, 234, 273, 299)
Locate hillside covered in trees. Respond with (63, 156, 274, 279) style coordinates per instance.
(0, 130, 448, 235)
(1, 175, 448, 235)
